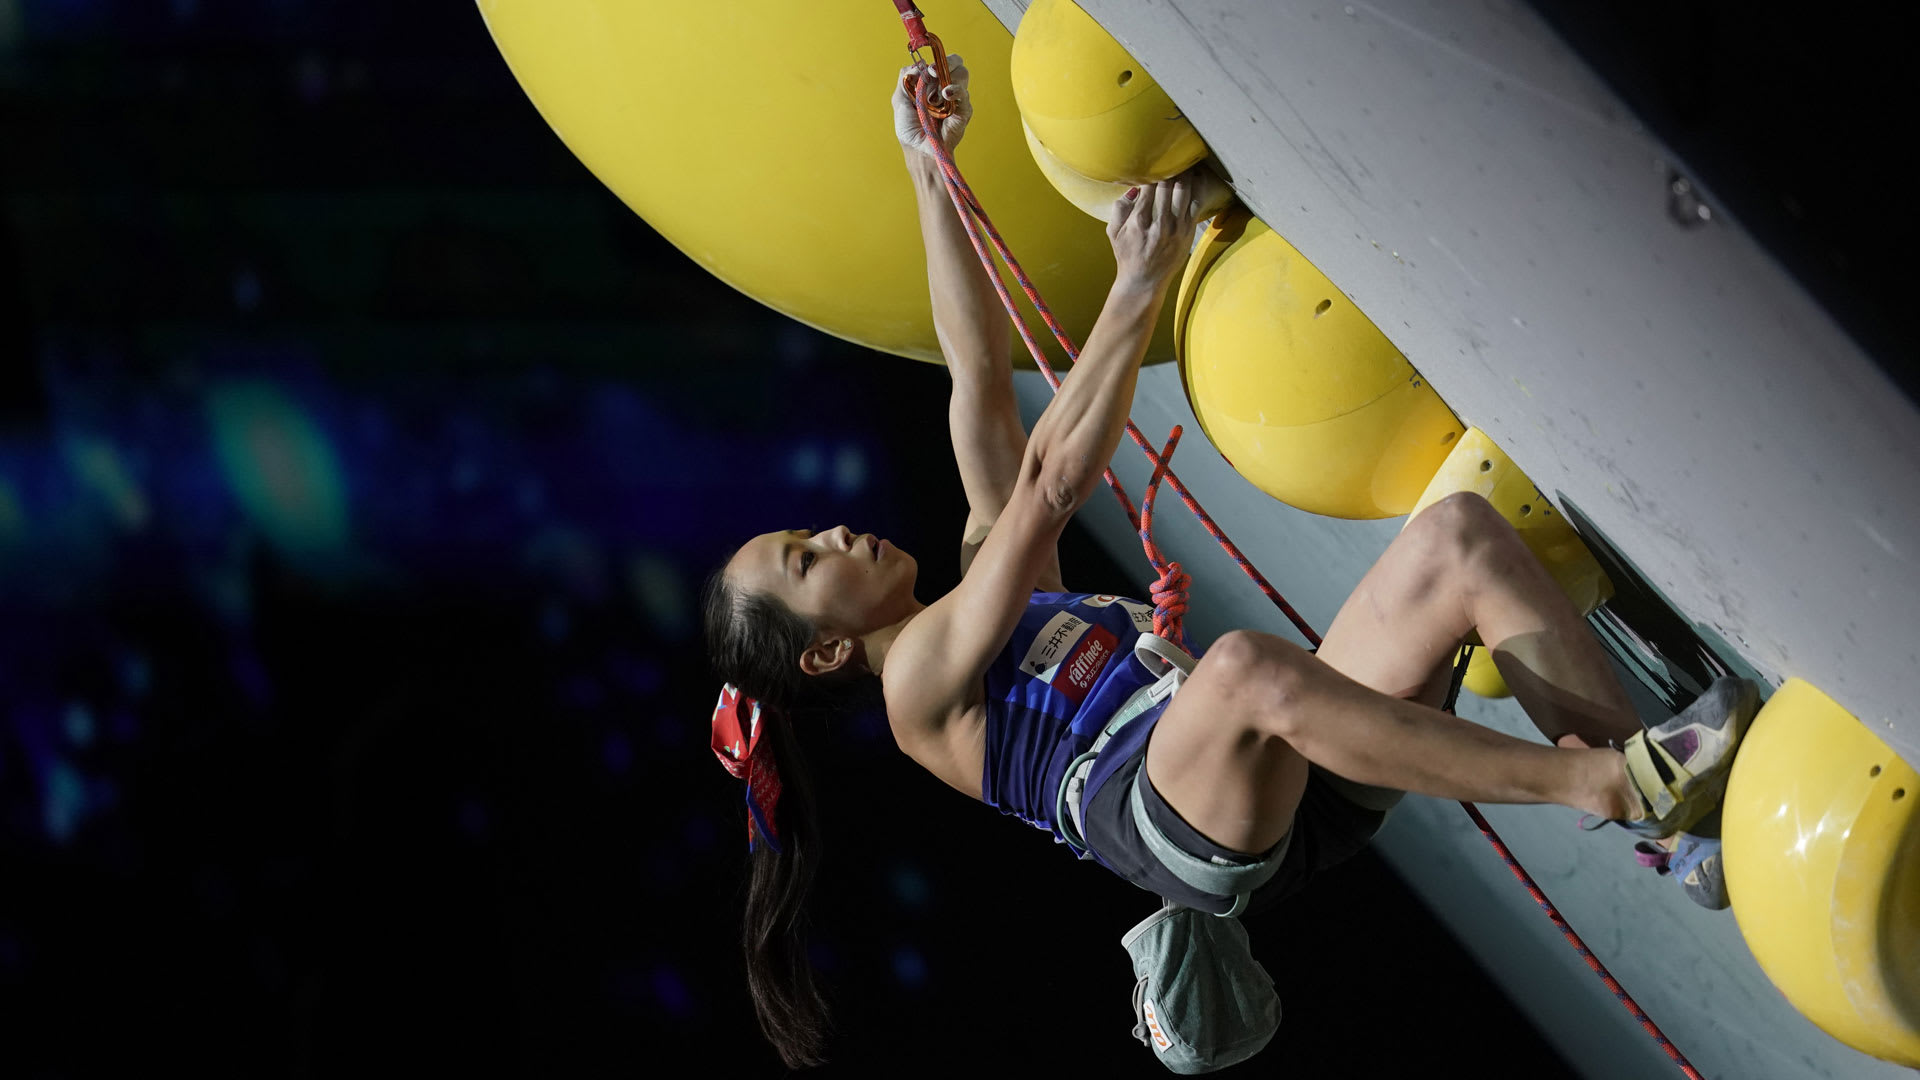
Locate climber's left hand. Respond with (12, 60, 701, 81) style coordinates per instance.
(893, 54, 972, 160)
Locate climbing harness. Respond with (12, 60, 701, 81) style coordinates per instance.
(898, 15, 1704, 1076)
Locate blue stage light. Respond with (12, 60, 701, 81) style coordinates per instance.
(891, 946, 928, 989)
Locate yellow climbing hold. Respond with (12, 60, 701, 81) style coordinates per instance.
(1023, 117, 1235, 226)
(1723, 679, 1920, 1067)
(1020, 118, 1137, 222)
(1406, 428, 1613, 618)
(476, 0, 1175, 368)
(1462, 647, 1513, 699)
(1011, 0, 1208, 184)
(1174, 206, 1464, 519)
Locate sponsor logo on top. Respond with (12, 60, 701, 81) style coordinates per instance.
(1019, 611, 1117, 704)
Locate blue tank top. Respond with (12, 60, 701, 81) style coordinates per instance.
(980, 590, 1180, 844)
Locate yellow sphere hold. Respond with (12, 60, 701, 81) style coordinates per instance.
(1021, 118, 1136, 222)
(1462, 647, 1513, 699)
(477, 0, 1174, 368)
(1174, 206, 1464, 519)
(1011, 0, 1209, 184)
(1723, 679, 1920, 1067)
(1406, 428, 1613, 618)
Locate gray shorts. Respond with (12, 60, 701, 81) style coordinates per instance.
(1082, 739, 1403, 918)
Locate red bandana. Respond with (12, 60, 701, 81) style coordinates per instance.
(711, 684, 784, 852)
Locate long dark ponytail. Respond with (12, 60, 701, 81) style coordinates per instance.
(701, 566, 870, 1068)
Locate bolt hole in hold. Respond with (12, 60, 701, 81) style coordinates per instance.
(1441, 430, 1457, 444)
(1314, 298, 1332, 317)
(1118, 69, 1133, 87)
(1519, 504, 1533, 516)
(1896, 788, 1908, 801)
(1479, 460, 1494, 472)
(1871, 764, 1883, 777)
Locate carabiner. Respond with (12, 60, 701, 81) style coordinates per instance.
(893, 1, 954, 120)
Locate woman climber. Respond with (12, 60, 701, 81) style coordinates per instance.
(701, 56, 1757, 1069)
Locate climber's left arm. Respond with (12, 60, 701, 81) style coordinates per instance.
(898, 60, 1063, 592)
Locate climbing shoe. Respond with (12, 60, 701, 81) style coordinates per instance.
(1573, 807, 1732, 910)
(1616, 677, 1759, 839)
(1634, 831, 1730, 910)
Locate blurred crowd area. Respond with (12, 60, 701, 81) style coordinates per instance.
(0, 3, 1006, 1073)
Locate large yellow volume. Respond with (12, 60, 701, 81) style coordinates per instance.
(1723, 679, 1920, 1067)
(476, 0, 1175, 367)
(1405, 427, 1613, 620)
(1011, 0, 1209, 184)
(1174, 206, 1464, 519)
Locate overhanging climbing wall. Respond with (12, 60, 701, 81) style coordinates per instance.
(982, 1, 1919, 1078)
(993, 0, 1920, 758)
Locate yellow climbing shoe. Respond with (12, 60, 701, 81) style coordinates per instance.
(1619, 677, 1759, 839)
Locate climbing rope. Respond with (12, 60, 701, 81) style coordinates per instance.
(1137, 427, 1192, 647)
(1442, 651, 1705, 1078)
(901, 34, 1702, 1079)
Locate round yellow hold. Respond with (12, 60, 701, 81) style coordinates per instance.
(1021, 118, 1137, 222)
(1462, 647, 1513, 699)
(1723, 679, 1920, 1067)
(476, 0, 1175, 368)
(1405, 427, 1613, 617)
(1174, 206, 1464, 519)
(1011, 0, 1209, 184)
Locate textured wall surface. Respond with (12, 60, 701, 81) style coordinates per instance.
(985, 0, 1917, 1076)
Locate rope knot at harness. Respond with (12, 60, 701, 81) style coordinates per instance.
(1140, 428, 1191, 646)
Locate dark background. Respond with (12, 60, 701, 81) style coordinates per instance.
(0, 2, 1906, 1077)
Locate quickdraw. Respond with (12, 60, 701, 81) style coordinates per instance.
(892, 1, 955, 120)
